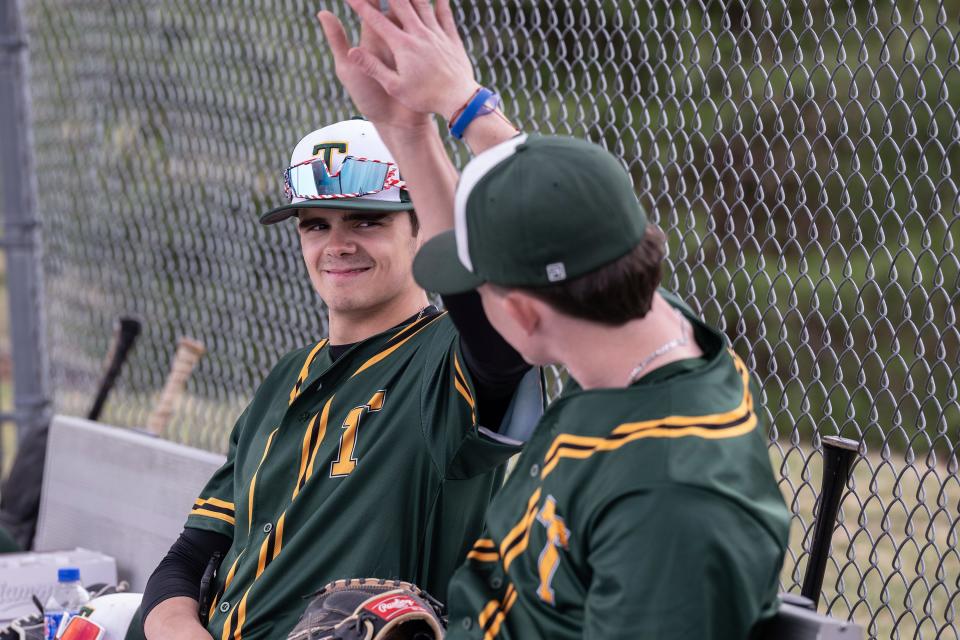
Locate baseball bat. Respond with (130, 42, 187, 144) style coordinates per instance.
(800, 435, 860, 608)
(145, 336, 206, 436)
(87, 315, 143, 421)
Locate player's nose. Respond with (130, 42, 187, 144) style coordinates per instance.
(323, 224, 357, 256)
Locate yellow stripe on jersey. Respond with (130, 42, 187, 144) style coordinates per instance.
(351, 313, 446, 377)
(295, 397, 334, 498)
(454, 377, 474, 407)
(295, 413, 321, 497)
(453, 353, 477, 423)
(191, 498, 235, 525)
(247, 428, 279, 532)
(256, 528, 275, 578)
(221, 594, 241, 640)
(453, 353, 474, 407)
(479, 583, 518, 640)
(540, 350, 757, 478)
(237, 512, 283, 638)
(233, 593, 247, 640)
(209, 552, 242, 622)
(195, 497, 235, 511)
(467, 538, 500, 562)
(223, 517, 284, 640)
(388, 312, 435, 343)
(232, 591, 250, 640)
(190, 507, 236, 526)
(478, 599, 500, 632)
(272, 512, 286, 560)
(489, 587, 519, 640)
(499, 488, 542, 570)
(288, 340, 328, 405)
(304, 408, 329, 479)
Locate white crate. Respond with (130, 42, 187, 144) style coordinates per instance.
(0, 548, 116, 623)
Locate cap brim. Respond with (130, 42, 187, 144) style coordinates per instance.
(413, 230, 485, 294)
(259, 199, 415, 225)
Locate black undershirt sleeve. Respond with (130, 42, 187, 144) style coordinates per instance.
(141, 527, 232, 624)
(441, 291, 531, 430)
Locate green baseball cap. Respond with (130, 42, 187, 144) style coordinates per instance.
(413, 134, 648, 294)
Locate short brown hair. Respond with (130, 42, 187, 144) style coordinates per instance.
(522, 224, 666, 326)
(407, 210, 420, 236)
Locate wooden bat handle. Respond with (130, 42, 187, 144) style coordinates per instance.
(146, 336, 206, 436)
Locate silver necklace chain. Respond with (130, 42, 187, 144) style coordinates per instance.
(627, 309, 690, 385)
(415, 304, 434, 322)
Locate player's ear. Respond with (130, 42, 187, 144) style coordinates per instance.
(501, 290, 542, 337)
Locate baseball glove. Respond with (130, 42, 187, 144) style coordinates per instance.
(287, 578, 446, 640)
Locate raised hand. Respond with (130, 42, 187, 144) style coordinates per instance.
(340, 0, 480, 121)
(317, 2, 429, 130)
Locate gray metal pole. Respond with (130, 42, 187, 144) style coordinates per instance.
(0, 0, 52, 444)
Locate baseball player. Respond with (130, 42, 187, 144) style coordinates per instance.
(139, 101, 541, 640)
(324, 0, 792, 637)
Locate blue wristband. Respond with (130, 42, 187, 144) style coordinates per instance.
(450, 88, 499, 140)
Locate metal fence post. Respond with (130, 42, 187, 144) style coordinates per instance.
(0, 0, 52, 446)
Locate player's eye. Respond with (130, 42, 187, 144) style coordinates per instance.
(355, 220, 382, 228)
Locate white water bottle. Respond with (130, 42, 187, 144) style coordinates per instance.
(43, 567, 90, 639)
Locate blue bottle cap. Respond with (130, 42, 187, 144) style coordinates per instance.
(57, 567, 80, 582)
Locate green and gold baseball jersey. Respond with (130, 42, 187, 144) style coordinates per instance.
(185, 310, 521, 639)
(446, 294, 791, 640)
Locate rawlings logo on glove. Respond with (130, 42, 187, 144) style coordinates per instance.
(287, 578, 446, 640)
(367, 594, 421, 620)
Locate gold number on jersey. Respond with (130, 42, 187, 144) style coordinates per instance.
(330, 390, 385, 477)
(535, 495, 570, 605)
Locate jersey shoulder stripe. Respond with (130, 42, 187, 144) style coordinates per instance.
(540, 349, 756, 478)
(351, 311, 448, 377)
(388, 310, 438, 343)
(289, 339, 328, 405)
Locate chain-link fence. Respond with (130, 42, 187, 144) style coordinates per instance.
(20, 0, 960, 637)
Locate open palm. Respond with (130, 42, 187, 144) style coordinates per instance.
(317, 4, 429, 130)
(337, 0, 479, 121)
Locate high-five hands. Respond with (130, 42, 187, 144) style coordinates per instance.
(317, 1, 430, 130)
(318, 0, 479, 125)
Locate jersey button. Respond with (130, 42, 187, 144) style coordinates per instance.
(489, 576, 503, 589)
(529, 463, 540, 477)
(219, 601, 230, 613)
(461, 617, 473, 630)
(263, 522, 273, 533)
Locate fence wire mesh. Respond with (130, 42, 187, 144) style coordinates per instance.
(21, 0, 960, 637)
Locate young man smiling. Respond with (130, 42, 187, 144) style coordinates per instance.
(320, 0, 792, 637)
(139, 115, 539, 638)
